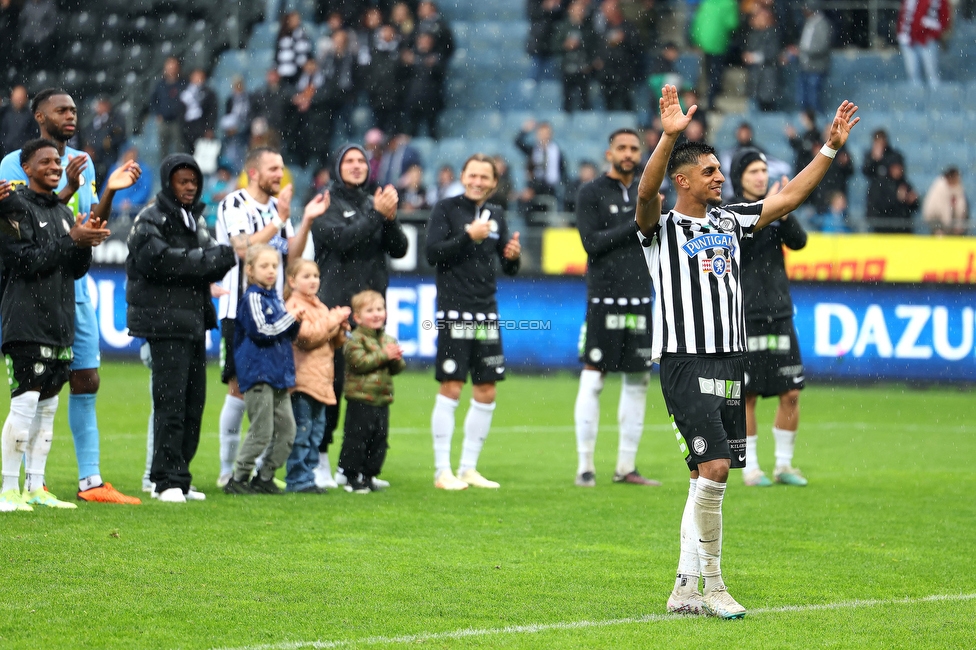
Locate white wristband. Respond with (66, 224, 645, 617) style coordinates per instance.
(820, 144, 838, 159)
(271, 215, 286, 230)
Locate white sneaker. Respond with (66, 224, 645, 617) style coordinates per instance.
(142, 481, 155, 494)
(314, 464, 339, 489)
(185, 488, 206, 501)
(667, 589, 705, 615)
(434, 469, 468, 490)
(334, 468, 347, 486)
(458, 469, 500, 489)
(153, 487, 186, 503)
(702, 585, 746, 619)
(216, 473, 232, 489)
(371, 477, 390, 490)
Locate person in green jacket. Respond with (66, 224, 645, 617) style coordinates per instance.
(691, 0, 740, 109)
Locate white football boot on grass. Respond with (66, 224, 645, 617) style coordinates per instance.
(702, 586, 746, 619)
(458, 469, 500, 489)
(667, 589, 705, 615)
(434, 469, 468, 490)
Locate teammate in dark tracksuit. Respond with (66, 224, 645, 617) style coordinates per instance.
(310, 144, 406, 487)
(426, 153, 521, 491)
(0, 138, 107, 512)
(573, 128, 660, 488)
(731, 147, 809, 488)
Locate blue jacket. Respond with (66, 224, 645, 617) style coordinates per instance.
(235, 284, 301, 392)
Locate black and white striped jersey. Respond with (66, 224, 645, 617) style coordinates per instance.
(639, 203, 763, 361)
(215, 188, 294, 320)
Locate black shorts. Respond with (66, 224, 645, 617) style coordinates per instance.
(659, 353, 746, 472)
(3, 343, 72, 398)
(435, 318, 506, 384)
(220, 318, 237, 384)
(578, 297, 653, 373)
(744, 318, 804, 398)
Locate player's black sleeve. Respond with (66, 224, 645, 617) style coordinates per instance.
(778, 214, 808, 250)
(576, 184, 635, 257)
(425, 201, 472, 265)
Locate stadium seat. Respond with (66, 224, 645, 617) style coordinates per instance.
(60, 69, 88, 98)
(122, 44, 153, 74)
(66, 11, 98, 41)
(27, 70, 56, 95)
(102, 14, 131, 43)
(182, 40, 213, 73)
(532, 81, 562, 111)
(130, 15, 155, 43)
(157, 13, 187, 41)
(91, 40, 123, 75)
(125, 0, 156, 16)
(62, 40, 90, 70)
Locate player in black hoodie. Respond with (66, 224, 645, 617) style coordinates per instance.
(0, 138, 108, 511)
(732, 148, 809, 488)
(311, 144, 406, 488)
(425, 153, 520, 490)
(126, 153, 236, 503)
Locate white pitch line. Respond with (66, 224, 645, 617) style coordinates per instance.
(213, 593, 976, 650)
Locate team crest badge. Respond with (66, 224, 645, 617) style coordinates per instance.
(719, 218, 734, 230)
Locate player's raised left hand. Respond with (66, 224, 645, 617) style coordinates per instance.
(826, 100, 860, 150)
(303, 190, 330, 221)
(503, 231, 521, 260)
(105, 159, 142, 191)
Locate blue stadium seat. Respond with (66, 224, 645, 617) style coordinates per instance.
(249, 22, 276, 51)
(532, 81, 562, 111)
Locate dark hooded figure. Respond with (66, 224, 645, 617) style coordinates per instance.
(731, 147, 810, 489)
(126, 153, 236, 503)
(309, 143, 407, 480)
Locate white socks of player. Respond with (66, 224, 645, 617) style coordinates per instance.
(458, 400, 495, 476)
(1, 392, 40, 492)
(616, 373, 648, 476)
(773, 427, 797, 469)
(744, 435, 760, 474)
(574, 369, 603, 475)
(219, 395, 246, 477)
(674, 478, 700, 592)
(695, 477, 727, 595)
(431, 394, 458, 475)
(24, 397, 57, 493)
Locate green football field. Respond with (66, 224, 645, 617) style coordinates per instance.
(1, 362, 974, 649)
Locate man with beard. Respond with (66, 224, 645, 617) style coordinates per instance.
(0, 88, 142, 505)
(211, 147, 328, 489)
(573, 129, 659, 488)
(311, 144, 406, 489)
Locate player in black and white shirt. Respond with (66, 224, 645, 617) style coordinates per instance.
(573, 128, 660, 488)
(213, 147, 327, 488)
(636, 85, 859, 619)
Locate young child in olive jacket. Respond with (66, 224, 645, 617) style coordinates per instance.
(338, 289, 406, 493)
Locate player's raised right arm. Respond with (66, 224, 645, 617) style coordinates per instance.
(637, 85, 693, 236)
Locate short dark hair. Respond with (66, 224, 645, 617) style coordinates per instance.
(20, 138, 60, 166)
(244, 147, 280, 171)
(31, 88, 70, 115)
(667, 141, 717, 180)
(461, 153, 497, 179)
(608, 128, 640, 145)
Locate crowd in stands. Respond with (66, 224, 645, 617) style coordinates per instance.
(0, 0, 970, 236)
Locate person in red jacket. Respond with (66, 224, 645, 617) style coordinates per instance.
(897, 0, 952, 90)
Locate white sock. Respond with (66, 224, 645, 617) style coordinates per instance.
(219, 395, 246, 476)
(458, 400, 495, 475)
(2, 392, 40, 492)
(25, 396, 58, 493)
(80, 474, 103, 492)
(316, 452, 332, 474)
(674, 477, 700, 592)
(431, 394, 458, 474)
(574, 369, 603, 475)
(744, 435, 760, 474)
(616, 373, 648, 476)
(773, 427, 797, 469)
(695, 477, 727, 594)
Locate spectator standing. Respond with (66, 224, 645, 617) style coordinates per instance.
(427, 164, 465, 205)
(0, 0, 21, 74)
(491, 154, 515, 211)
(515, 119, 566, 200)
(86, 97, 126, 190)
(250, 69, 289, 152)
(794, 0, 832, 113)
(553, 0, 595, 112)
(180, 69, 219, 154)
(785, 110, 819, 174)
(276, 11, 313, 85)
(922, 167, 968, 235)
(391, 2, 416, 47)
(527, 0, 564, 82)
(863, 129, 904, 228)
(319, 29, 359, 145)
(149, 57, 186, 159)
(872, 160, 919, 233)
(397, 163, 430, 213)
(416, 1, 454, 64)
(220, 77, 251, 173)
(0, 86, 38, 160)
(377, 133, 422, 187)
(690, 0, 739, 109)
(897, 0, 951, 90)
(291, 59, 329, 168)
(366, 24, 404, 135)
(811, 190, 851, 233)
(126, 154, 236, 503)
(592, 0, 642, 111)
(563, 159, 598, 214)
(201, 164, 236, 229)
(402, 33, 444, 139)
(742, 8, 781, 112)
(17, 0, 58, 74)
(816, 135, 853, 213)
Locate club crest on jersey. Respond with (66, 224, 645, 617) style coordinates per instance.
(701, 255, 728, 277)
(681, 233, 735, 258)
(718, 218, 734, 230)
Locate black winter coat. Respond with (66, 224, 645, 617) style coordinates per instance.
(126, 154, 236, 340)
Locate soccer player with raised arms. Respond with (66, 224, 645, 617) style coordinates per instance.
(636, 85, 858, 618)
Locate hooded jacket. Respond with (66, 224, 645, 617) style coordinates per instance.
(730, 149, 808, 323)
(126, 154, 236, 340)
(0, 186, 91, 350)
(311, 145, 409, 308)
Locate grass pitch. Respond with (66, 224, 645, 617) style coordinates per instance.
(0, 362, 974, 649)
